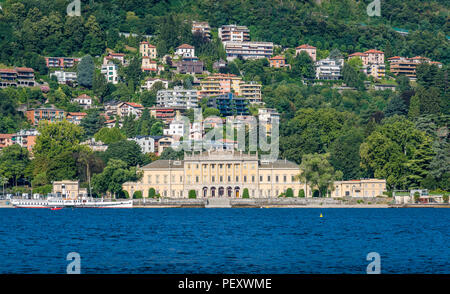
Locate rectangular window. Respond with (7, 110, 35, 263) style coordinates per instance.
(244, 176, 247, 182)
(252, 176, 255, 183)
(276, 176, 279, 183)
(284, 175, 287, 183)
(212, 176, 215, 183)
(268, 176, 271, 182)
(236, 176, 239, 182)
(260, 176, 263, 182)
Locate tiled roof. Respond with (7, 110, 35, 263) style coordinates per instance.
(177, 44, 194, 49)
(270, 55, 285, 60)
(296, 44, 316, 49)
(67, 112, 87, 116)
(364, 49, 384, 54)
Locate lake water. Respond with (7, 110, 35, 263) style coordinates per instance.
(0, 208, 448, 274)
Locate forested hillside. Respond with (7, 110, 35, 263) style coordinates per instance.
(0, 0, 449, 65)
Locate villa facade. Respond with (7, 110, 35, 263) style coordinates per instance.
(123, 150, 307, 198)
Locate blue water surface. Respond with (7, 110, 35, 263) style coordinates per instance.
(0, 208, 448, 274)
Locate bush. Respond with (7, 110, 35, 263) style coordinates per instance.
(414, 191, 420, 203)
(242, 188, 249, 198)
(443, 194, 449, 204)
(120, 190, 129, 199)
(298, 189, 305, 198)
(286, 188, 294, 198)
(188, 190, 197, 199)
(148, 188, 156, 198)
(133, 191, 143, 199)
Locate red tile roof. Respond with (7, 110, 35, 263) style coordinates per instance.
(348, 52, 368, 57)
(270, 55, 285, 60)
(177, 44, 194, 49)
(15, 67, 35, 72)
(0, 68, 17, 73)
(76, 94, 91, 99)
(123, 102, 144, 108)
(296, 44, 316, 49)
(67, 112, 87, 117)
(364, 49, 384, 54)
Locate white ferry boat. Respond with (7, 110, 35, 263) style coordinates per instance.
(11, 197, 133, 208)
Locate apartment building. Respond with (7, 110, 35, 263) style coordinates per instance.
(12, 129, 39, 152)
(219, 25, 250, 42)
(156, 86, 198, 109)
(192, 21, 211, 39)
(388, 56, 441, 79)
(315, 58, 344, 80)
(139, 41, 157, 59)
(50, 71, 77, 84)
(199, 73, 242, 97)
(101, 61, 119, 84)
(0, 67, 35, 88)
(207, 93, 249, 116)
(224, 41, 274, 61)
(26, 107, 65, 126)
(239, 81, 262, 104)
(149, 107, 185, 123)
(258, 108, 280, 136)
(45, 57, 80, 68)
(295, 44, 317, 61)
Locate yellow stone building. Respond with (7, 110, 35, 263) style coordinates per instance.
(330, 179, 387, 198)
(123, 150, 307, 198)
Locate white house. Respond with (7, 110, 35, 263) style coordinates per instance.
(50, 71, 77, 84)
(101, 61, 119, 84)
(141, 78, 169, 91)
(71, 94, 92, 109)
(175, 44, 195, 58)
(117, 102, 144, 118)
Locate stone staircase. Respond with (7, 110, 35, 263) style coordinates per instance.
(205, 198, 232, 208)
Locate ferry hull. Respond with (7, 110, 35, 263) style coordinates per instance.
(11, 199, 133, 208)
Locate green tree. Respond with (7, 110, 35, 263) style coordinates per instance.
(133, 190, 143, 199)
(92, 159, 141, 198)
(360, 116, 434, 189)
(0, 144, 30, 187)
(188, 190, 197, 199)
(285, 188, 294, 198)
(94, 127, 125, 144)
(102, 140, 149, 168)
(242, 188, 250, 198)
(298, 189, 305, 198)
(80, 110, 106, 139)
(77, 55, 95, 88)
(149, 187, 156, 198)
(297, 153, 343, 197)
